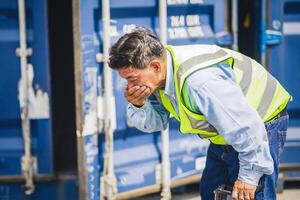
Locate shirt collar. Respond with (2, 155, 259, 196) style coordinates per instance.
(164, 49, 175, 97)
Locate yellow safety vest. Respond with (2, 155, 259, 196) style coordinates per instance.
(155, 45, 291, 145)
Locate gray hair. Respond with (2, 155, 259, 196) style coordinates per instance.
(108, 27, 165, 69)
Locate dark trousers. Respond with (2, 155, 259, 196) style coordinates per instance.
(200, 112, 289, 200)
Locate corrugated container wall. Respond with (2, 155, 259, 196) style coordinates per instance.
(238, 0, 300, 189)
(0, 0, 52, 176)
(265, 0, 300, 184)
(1, 0, 299, 199)
(73, 0, 233, 199)
(0, 0, 78, 199)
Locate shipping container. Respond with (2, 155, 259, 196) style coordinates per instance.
(3, 0, 298, 200)
(238, 0, 300, 190)
(0, 0, 78, 199)
(265, 0, 300, 187)
(0, 0, 52, 177)
(72, 0, 234, 199)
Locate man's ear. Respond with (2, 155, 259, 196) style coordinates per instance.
(149, 59, 162, 73)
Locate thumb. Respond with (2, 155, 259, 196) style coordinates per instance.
(232, 186, 238, 200)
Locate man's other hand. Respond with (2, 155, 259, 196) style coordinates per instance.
(125, 85, 151, 107)
(232, 179, 257, 200)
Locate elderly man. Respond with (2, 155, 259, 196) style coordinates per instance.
(108, 28, 290, 200)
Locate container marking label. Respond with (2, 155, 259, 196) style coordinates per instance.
(283, 22, 300, 35)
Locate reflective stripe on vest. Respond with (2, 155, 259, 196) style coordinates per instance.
(176, 50, 229, 89)
(187, 115, 218, 138)
(232, 53, 290, 121)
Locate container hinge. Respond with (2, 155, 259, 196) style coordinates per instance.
(100, 174, 117, 200)
(265, 30, 283, 45)
(97, 75, 105, 133)
(156, 163, 172, 200)
(96, 53, 105, 63)
(155, 163, 162, 184)
(16, 48, 33, 57)
(100, 124, 117, 199)
(21, 155, 37, 195)
(17, 0, 36, 195)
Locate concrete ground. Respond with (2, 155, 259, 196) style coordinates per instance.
(133, 182, 300, 200)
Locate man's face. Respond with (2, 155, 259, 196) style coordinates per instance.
(118, 64, 161, 94)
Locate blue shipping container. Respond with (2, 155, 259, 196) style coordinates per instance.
(0, 0, 52, 177)
(264, 0, 300, 182)
(0, 0, 78, 199)
(73, 0, 233, 199)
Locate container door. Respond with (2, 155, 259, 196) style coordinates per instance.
(266, 0, 300, 169)
(109, 0, 232, 194)
(0, 0, 52, 176)
(75, 0, 233, 199)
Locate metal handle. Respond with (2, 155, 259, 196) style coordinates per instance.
(17, 0, 36, 195)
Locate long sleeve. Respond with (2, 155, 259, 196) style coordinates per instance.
(126, 95, 170, 133)
(185, 66, 274, 186)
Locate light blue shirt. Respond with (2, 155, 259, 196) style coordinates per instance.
(126, 50, 274, 186)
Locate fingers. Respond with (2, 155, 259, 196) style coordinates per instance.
(232, 187, 238, 200)
(245, 182, 256, 200)
(241, 189, 254, 200)
(238, 190, 244, 200)
(243, 190, 251, 200)
(249, 189, 255, 200)
(127, 85, 141, 96)
(232, 188, 249, 200)
(127, 86, 149, 99)
(133, 86, 148, 97)
(141, 87, 151, 97)
(125, 85, 151, 106)
(232, 180, 256, 200)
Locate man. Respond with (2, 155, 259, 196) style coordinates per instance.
(108, 28, 291, 200)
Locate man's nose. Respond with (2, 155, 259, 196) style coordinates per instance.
(127, 82, 134, 89)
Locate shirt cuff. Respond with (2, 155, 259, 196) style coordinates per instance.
(129, 99, 149, 110)
(238, 167, 264, 186)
